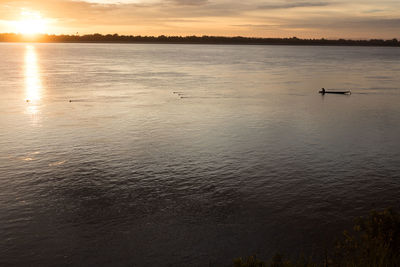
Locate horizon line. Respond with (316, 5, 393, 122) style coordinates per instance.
(1, 32, 400, 41)
(1, 33, 399, 47)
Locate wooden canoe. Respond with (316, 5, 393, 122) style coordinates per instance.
(319, 90, 351, 95)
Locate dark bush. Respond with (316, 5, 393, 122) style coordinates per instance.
(234, 208, 400, 267)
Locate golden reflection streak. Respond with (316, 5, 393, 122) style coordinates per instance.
(24, 45, 42, 116)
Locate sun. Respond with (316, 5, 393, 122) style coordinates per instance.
(15, 11, 47, 35)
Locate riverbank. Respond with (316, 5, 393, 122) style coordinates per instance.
(1, 33, 399, 47)
(234, 208, 400, 267)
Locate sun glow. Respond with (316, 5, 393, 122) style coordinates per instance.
(15, 11, 47, 35)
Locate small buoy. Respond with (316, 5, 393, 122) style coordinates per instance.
(26, 99, 30, 103)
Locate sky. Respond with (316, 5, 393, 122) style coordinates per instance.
(0, 0, 399, 38)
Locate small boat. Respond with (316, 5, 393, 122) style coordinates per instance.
(319, 88, 351, 95)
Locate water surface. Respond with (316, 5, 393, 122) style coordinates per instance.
(1, 43, 400, 266)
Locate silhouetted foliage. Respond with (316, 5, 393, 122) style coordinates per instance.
(234, 208, 400, 267)
(234, 254, 318, 267)
(333, 208, 400, 266)
(1, 33, 400, 47)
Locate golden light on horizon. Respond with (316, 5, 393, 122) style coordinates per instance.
(15, 11, 47, 35)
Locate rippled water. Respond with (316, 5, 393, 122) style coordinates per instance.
(1, 43, 400, 266)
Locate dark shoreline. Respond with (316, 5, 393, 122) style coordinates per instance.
(1, 33, 399, 47)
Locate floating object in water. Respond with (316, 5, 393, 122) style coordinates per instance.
(26, 99, 30, 103)
(319, 88, 351, 95)
(69, 100, 72, 102)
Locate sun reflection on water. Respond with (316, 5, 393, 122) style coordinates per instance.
(24, 45, 42, 119)
(25, 45, 41, 102)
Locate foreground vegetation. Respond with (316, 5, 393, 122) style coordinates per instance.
(234, 208, 400, 267)
(0, 33, 399, 47)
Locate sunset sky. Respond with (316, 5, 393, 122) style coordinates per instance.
(0, 0, 399, 38)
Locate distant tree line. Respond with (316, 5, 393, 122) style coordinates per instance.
(0, 33, 399, 47)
